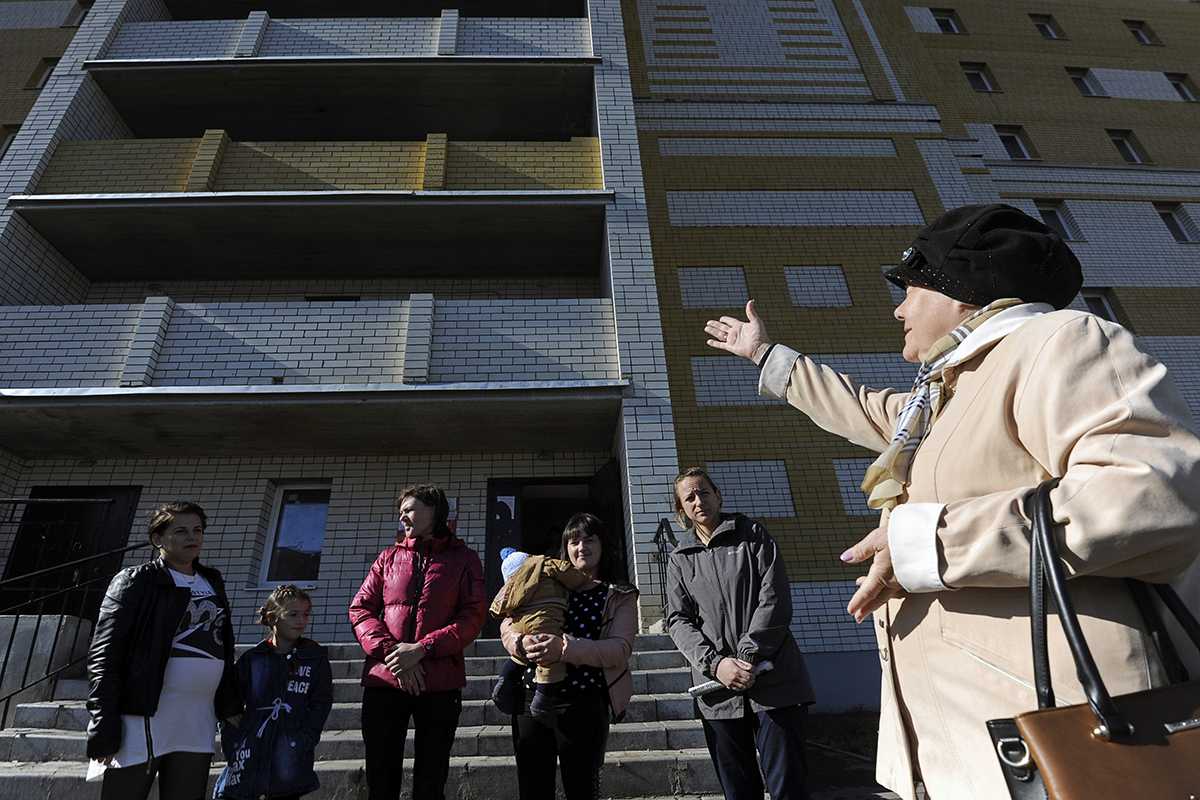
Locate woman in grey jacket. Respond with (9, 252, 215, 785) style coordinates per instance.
(666, 467, 815, 800)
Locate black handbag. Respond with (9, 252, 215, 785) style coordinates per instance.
(987, 478, 1200, 799)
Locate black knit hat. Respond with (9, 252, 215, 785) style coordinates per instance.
(885, 204, 1083, 309)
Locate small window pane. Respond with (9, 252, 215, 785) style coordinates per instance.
(25, 58, 60, 91)
(1038, 208, 1067, 238)
(265, 488, 330, 582)
(1167, 73, 1196, 102)
(1124, 20, 1158, 45)
(996, 127, 1032, 160)
(1108, 129, 1146, 164)
(932, 9, 963, 34)
(1156, 204, 1196, 243)
(1036, 201, 1082, 240)
(1030, 14, 1063, 39)
(1082, 291, 1117, 323)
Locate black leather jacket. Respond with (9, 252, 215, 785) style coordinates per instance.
(85, 557, 242, 759)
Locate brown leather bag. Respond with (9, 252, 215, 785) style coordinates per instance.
(987, 479, 1200, 799)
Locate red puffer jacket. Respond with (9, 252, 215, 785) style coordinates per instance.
(348, 534, 485, 693)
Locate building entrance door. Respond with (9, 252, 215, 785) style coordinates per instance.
(0, 487, 141, 620)
(481, 460, 626, 638)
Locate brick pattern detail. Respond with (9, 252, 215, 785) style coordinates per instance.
(428, 299, 619, 382)
(1090, 69, 1182, 103)
(677, 266, 748, 308)
(185, 129, 228, 192)
(422, 133, 447, 190)
(459, 17, 592, 57)
(0, 303, 139, 387)
(706, 459, 796, 518)
(444, 139, 602, 190)
(119, 295, 175, 387)
(691, 357, 781, 406)
(785, 266, 852, 306)
(790, 580, 876, 652)
(635, 101, 942, 134)
(258, 18, 439, 57)
(0, 1, 77, 29)
(32, 138, 196, 193)
(832, 457, 875, 516)
(903, 6, 939, 34)
(235, 11, 269, 58)
(659, 137, 897, 158)
(437, 9, 459, 56)
(402, 293, 433, 384)
(667, 190, 926, 226)
(215, 141, 426, 191)
(1138, 336, 1200, 425)
(105, 19, 241, 58)
(1, 450, 610, 641)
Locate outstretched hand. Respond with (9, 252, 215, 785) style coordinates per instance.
(704, 300, 772, 363)
(842, 526, 906, 623)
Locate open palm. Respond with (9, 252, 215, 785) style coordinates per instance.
(704, 300, 770, 361)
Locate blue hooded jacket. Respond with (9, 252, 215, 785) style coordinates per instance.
(214, 638, 332, 799)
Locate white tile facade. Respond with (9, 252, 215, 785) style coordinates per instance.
(706, 459, 796, 518)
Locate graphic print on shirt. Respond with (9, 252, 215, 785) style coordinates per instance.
(172, 578, 226, 660)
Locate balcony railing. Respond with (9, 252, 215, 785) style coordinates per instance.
(34, 135, 603, 195)
(0, 297, 619, 390)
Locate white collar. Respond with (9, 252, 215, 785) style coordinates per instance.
(945, 302, 1054, 368)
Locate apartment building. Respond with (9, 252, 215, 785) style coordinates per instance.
(622, 0, 1200, 707)
(0, 0, 680, 649)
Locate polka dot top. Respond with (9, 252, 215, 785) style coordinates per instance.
(523, 582, 609, 699)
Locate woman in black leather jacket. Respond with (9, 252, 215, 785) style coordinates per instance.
(85, 501, 242, 800)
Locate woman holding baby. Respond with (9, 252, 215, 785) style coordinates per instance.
(499, 512, 638, 800)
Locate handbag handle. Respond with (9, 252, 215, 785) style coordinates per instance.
(1027, 479, 1134, 740)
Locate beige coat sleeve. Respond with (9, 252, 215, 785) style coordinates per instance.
(759, 345, 909, 453)
(939, 315, 1200, 588)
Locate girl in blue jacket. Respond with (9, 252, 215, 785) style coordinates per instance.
(215, 585, 333, 800)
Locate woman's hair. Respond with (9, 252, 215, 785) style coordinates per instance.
(258, 584, 312, 628)
(672, 467, 721, 529)
(395, 484, 452, 538)
(558, 512, 615, 581)
(147, 501, 208, 546)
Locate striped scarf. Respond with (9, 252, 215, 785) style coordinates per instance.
(861, 298, 1023, 511)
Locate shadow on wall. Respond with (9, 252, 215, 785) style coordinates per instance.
(213, 143, 425, 192)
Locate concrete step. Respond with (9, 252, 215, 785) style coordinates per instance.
(0, 718, 709, 762)
(0, 747, 883, 800)
(16, 690, 697, 732)
(233, 636, 679, 662)
(314, 648, 687, 679)
(51, 667, 695, 704)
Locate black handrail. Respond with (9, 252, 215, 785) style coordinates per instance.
(0, 500, 149, 729)
(651, 517, 678, 615)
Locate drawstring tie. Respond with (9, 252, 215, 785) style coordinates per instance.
(255, 697, 293, 738)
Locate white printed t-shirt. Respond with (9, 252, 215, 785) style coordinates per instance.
(105, 568, 226, 768)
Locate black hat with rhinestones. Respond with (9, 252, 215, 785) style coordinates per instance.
(885, 203, 1083, 309)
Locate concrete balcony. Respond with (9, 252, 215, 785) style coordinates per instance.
(11, 133, 608, 280)
(0, 297, 624, 457)
(86, 15, 597, 140)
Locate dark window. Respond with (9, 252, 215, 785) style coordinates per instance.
(0, 125, 18, 161)
(262, 486, 331, 584)
(1035, 201, 1082, 240)
(1081, 289, 1119, 324)
(931, 8, 965, 34)
(1066, 68, 1105, 97)
(961, 62, 999, 92)
(1124, 19, 1160, 45)
(62, 2, 89, 27)
(1029, 13, 1064, 39)
(1167, 73, 1197, 102)
(995, 125, 1035, 160)
(1155, 203, 1197, 243)
(1107, 129, 1148, 164)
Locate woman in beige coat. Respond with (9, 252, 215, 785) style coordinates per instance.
(704, 204, 1200, 800)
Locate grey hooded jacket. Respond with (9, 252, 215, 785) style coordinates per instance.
(665, 513, 815, 719)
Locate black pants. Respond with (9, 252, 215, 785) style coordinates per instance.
(511, 692, 610, 800)
(361, 686, 462, 800)
(100, 751, 212, 800)
(701, 704, 810, 800)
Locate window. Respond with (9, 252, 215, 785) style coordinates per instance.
(931, 8, 965, 34)
(1030, 13, 1064, 39)
(1123, 20, 1160, 45)
(1066, 68, 1105, 97)
(1166, 73, 1197, 102)
(0, 126, 17, 161)
(24, 57, 60, 91)
(961, 62, 999, 92)
(995, 125, 1036, 160)
(1107, 129, 1148, 164)
(1035, 200, 1083, 240)
(1155, 203, 1198, 243)
(1081, 289, 1120, 324)
(261, 485, 331, 584)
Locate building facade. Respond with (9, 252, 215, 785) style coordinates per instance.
(0, 0, 1197, 714)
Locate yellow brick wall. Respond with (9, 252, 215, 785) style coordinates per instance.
(444, 138, 603, 190)
(864, 0, 1200, 166)
(33, 139, 198, 193)
(215, 141, 427, 191)
(0, 28, 74, 127)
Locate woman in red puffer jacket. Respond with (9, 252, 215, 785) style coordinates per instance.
(348, 484, 485, 800)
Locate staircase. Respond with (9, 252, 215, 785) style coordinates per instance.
(0, 636, 886, 799)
